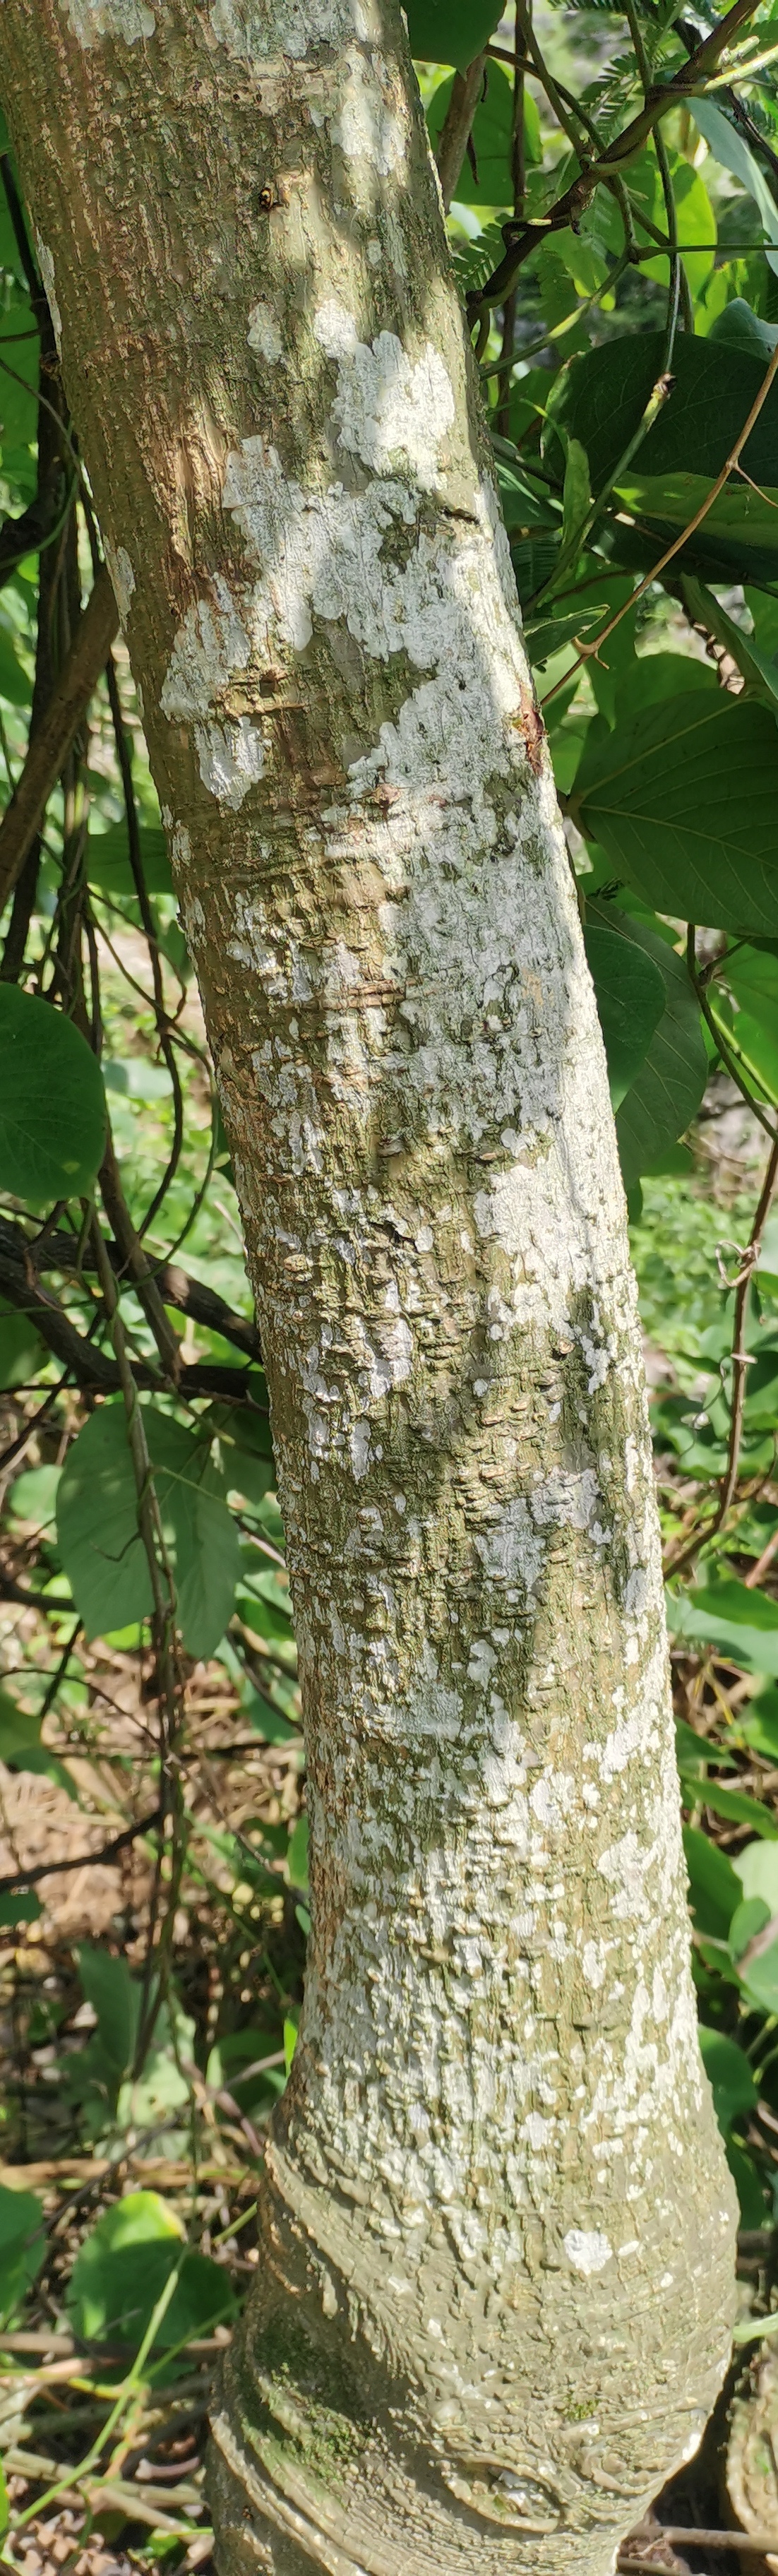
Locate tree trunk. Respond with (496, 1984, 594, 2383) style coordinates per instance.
(0, 6, 736, 2569)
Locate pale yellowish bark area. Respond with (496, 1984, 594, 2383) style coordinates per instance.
(0, 2, 736, 2567)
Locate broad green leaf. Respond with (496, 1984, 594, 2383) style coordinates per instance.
(693, 97, 778, 280)
(741, 1688, 778, 1760)
(734, 1839, 778, 1910)
(77, 1945, 138, 2077)
(726, 2140, 770, 2228)
(211, 1400, 275, 1503)
(0, 986, 107, 1206)
(668, 1578, 778, 1678)
(683, 1822, 742, 1937)
(698, 2025, 758, 2134)
(738, 1937, 778, 2012)
(583, 924, 664, 1109)
(0, 2182, 45, 2323)
(408, 0, 503, 68)
(57, 1402, 240, 1657)
(586, 903, 707, 1184)
(616, 471, 778, 590)
(710, 298, 778, 362)
(674, 1717, 736, 1776)
(574, 691, 778, 937)
(8, 1462, 61, 1525)
(86, 822, 173, 898)
(0, 1299, 43, 1390)
(426, 64, 535, 203)
(66, 2189, 237, 2349)
(729, 1897, 771, 1959)
(547, 328, 778, 498)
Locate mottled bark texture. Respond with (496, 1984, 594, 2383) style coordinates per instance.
(0, 5, 736, 2568)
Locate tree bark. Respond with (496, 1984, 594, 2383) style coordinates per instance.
(0, 6, 736, 2570)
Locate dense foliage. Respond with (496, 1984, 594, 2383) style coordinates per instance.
(4, 0, 778, 2550)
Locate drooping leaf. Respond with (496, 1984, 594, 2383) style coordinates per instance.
(407, 0, 504, 68)
(713, 941, 778, 1109)
(668, 1578, 778, 1679)
(682, 1775, 778, 1838)
(692, 97, 778, 280)
(0, 986, 107, 1205)
(683, 1822, 743, 1938)
(0, 2182, 45, 2323)
(586, 902, 707, 1183)
(77, 1945, 139, 2079)
(56, 1402, 240, 1657)
(583, 923, 664, 1109)
(573, 691, 778, 936)
(734, 1839, 778, 1910)
(681, 574, 778, 715)
(698, 2025, 758, 2134)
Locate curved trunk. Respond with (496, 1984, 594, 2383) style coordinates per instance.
(0, 5, 736, 2569)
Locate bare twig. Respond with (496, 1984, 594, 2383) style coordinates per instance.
(0, 564, 118, 909)
(435, 52, 488, 213)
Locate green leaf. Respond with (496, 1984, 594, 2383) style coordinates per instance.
(0, 2182, 45, 2323)
(738, 1938, 778, 2012)
(66, 2190, 237, 2350)
(561, 434, 590, 554)
(586, 903, 707, 1184)
(668, 1578, 778, 1679)
(683, 1822, 743, 1937)
(77, 1945, 138, 2078)
(726, 2140, 770, 2229)
(407, 0, 503, 67)
(426, 63, 527, 202)
(692, 97, 778, 280)
(574, 691, 778, 938)
(287, 1813, 309, 1892)
(583, 924, 664, 1109)
(714, 941, 778, 1109)
(683, 1775, 778, 1837)
(0, 314, 38, 454)
(0, 1890, 42, 1927)
(547, 328, 778, 499)
(56, 1403, 240, 1657)
(0, 626, 31, 706)
(0, 1299, 44, 1390)
(710, 298, 778, 362)
(0, 986, 107, 1207)
(86, 823, 173, 898)
(0, 1687, 76, 1797)
(674, 1717, 737, 1777)
(734, 1838, 778, 1910)
(617, 470, 778, 590)
(698, 2025, 758, 2134)
(729, 1896, 772, 1959)
(741, 1688, 778, 1760)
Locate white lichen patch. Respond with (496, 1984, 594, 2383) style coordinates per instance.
(104, 540, 135, 624)
(198, 717, 265, 809)
(60, 0, 155, 40)
(33, 237, 61, 353)
(313, 303, 455, 489)
(248, 301, 283, 364)
(564, 2229, 613, 2277)
(331, 45, 407, 174)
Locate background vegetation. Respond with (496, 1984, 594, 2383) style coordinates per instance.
(4, 0, 778, 2562)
